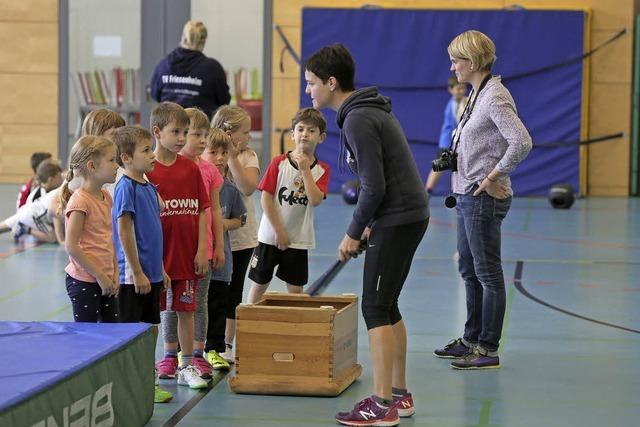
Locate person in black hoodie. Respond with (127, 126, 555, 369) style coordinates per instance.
(151, 21, 231, 119)
(305, 44, 429, 426)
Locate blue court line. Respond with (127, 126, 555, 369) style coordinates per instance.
(513, 260, 640, 334)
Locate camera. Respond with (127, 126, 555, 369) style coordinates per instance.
(432, 149, 458, 172)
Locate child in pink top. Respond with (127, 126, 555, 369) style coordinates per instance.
(60, 135, 120, 322)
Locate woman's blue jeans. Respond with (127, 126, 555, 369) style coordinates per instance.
(455, 191, 512, 352)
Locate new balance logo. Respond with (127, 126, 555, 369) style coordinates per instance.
(359, 409, 377, 420)
(400, 400, 411, 408)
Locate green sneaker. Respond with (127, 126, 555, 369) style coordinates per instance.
(206, 350, 230, 371)
(154, 385, 173, 403)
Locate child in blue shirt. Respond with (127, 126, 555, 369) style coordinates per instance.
(425, 75, 467, 194)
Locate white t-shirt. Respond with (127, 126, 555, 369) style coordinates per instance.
(229, 149, 260, 251)
(256, 152, 330, 250)
(4, 188, 59, 232)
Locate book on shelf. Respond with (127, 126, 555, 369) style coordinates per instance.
(71, 67, 141, 108)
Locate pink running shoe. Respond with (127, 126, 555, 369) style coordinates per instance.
(335, 396, 399, 426)
(393, 392, 415, 417)
(156, 356, 178, 379)
(192, 356, 213, 379)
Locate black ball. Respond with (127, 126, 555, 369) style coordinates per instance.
(548, 184, 575, 209)
(341, 180, 360, 205)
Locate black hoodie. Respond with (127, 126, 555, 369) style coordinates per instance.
(337, 87, 429, 239)
(150, 47, 231, 118)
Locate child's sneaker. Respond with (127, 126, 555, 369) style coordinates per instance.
(220, 343, 235, 364)
(154, 385, 173, 403)
(335, 396, 400, 426)
(156, 356, 178, 379)
(433, 338, 471, 358)
(177, 365, 208, 389)
(206, 350, 230, 371)
(451, 347, 500, 370)
(392, 392, 415, 417)
(192, 356, 213, 379)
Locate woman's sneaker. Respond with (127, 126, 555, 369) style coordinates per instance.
(156, 357, 178, 379)
(451, 347, 500, 370)
(177, 365, 208, 389)
(335, 396, 400, 426)
(433, 338, 471, 358)
(191, 356, 213, 379)
(392, 392, 415, 417)
(206, 350, 230, 371)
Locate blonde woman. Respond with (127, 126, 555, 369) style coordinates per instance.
(433, 30, 532, 369)
(151, 20, 231, 118)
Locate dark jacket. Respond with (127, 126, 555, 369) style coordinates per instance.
(337, 87, 429, 239)
(150, 47, 231, 118)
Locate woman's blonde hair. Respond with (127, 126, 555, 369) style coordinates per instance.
(448, 30, 496, 72)
(81, 109, 125, 137)
(58, 136, 114, 213)
(180, 21, 207, 51)
(211, 105, 250, 133)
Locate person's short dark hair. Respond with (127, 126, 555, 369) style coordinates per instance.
(30, 152, 52, 174)
(36, 161, 62, 183)
(150, 102, 190, 131)
(447, 75, 460, 88)
(291, 108, 327, 134)
(304, 43, 356, 92)
(111, 126, 153, 167)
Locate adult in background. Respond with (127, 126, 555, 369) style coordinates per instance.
(151, 21, 231, 119)
(433, 30, 532, 369)
(305, 43, 429, 427)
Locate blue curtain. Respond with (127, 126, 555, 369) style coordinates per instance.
(300, 8, 584, 195)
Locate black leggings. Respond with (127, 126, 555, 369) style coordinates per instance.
(362, 220, 428, 330)
(66, 274, 120, 323)
(226, 248, 254, 319)
(206, 279, 229, 353)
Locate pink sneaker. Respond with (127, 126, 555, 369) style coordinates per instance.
(393, 392, 415, 417)
(156, 357, 178, 379)
(192, 356, 213, 379)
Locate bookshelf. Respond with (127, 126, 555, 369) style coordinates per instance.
(70, 67, 141, 138)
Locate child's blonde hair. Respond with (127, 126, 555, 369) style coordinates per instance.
(150, 102, 189, 131)
(211, 105, 250, 133)
(180, 21, 207, 51)
(185, 107, 210, 130)
(81, 109, 126, 137)
(58, 136, 114, 213)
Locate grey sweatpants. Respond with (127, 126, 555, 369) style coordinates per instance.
(161, 270, 211, 344)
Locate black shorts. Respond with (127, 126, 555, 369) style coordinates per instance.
(118, 283, 162, 324)
(248, 243, 308, 286)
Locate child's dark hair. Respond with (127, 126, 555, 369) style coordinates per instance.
(81, 108, 126, 137)
(291, 108, 327, 134)
(304, 43, 356, 92)
(58, 136, 114, 214)
(30, 152, 52, 174)
(447, 75, 460, 88)
(111, 126, 152, 167)
(150, 102, 190, 130)
(36, 161, 62, 183)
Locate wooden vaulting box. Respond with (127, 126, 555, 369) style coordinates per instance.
(229, 293, 362, 396)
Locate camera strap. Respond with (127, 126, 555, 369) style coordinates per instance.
(450, 73, 493, 153)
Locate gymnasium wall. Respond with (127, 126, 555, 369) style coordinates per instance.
(269, 0, 639, 196)
(0, 1, 58, 184)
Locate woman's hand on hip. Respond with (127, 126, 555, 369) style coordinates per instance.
(474, 177, 509, 199)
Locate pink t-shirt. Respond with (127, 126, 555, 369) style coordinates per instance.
(196, 158, 223, 260)
(64, 189, 115, 283)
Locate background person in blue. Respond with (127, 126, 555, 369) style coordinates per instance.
(424, 75, 467, 194)
(305, 43, 429, 427)
(151, 21, 231, 119)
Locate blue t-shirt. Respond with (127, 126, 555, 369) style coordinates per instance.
(112, 175, 164, 284)
(212, 179, 246, 282)
(439, 97, 460, 149)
